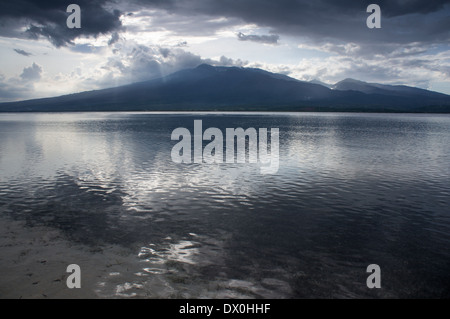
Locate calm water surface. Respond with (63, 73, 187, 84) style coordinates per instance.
(0, 112, 449, 298)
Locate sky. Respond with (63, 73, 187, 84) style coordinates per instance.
(0, 0, 449, 102)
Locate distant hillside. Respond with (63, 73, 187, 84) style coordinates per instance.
(1, 64, 450, 113)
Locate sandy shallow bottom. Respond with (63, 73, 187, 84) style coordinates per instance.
(0, 216, 292, 299)
(0, 217, 137, 298)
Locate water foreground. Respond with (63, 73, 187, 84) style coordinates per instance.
(0, 112, 449, 298)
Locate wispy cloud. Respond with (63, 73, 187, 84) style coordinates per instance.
(13, 48, 32, 56)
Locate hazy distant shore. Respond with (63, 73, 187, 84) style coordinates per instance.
(1, 108, 450, 114)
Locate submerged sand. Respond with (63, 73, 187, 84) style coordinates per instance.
(0, 217, 137, 298)
(0, 216, 291, 299)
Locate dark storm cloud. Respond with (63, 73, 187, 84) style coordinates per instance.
(13, 49, 32, 56)
(0, 0, 122, 47)
(134, 0, 450, 46)
(3, 0, 448, 48)
(237, 32, 279, 44)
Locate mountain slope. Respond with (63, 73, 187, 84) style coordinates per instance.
(334, 78, 448, 98)
(1, 64, 450, 112)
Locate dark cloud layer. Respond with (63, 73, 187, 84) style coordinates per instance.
(0, 0, 122, 47)
(1, 0, 448, 49)
(136, 0, 450, 46)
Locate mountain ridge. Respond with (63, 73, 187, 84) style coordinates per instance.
(1, 64, 449, 113)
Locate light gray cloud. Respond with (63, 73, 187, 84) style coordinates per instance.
(0, 63, 44, 101)
(94, 42, 247, 88)
(20, 63, 42, 82)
